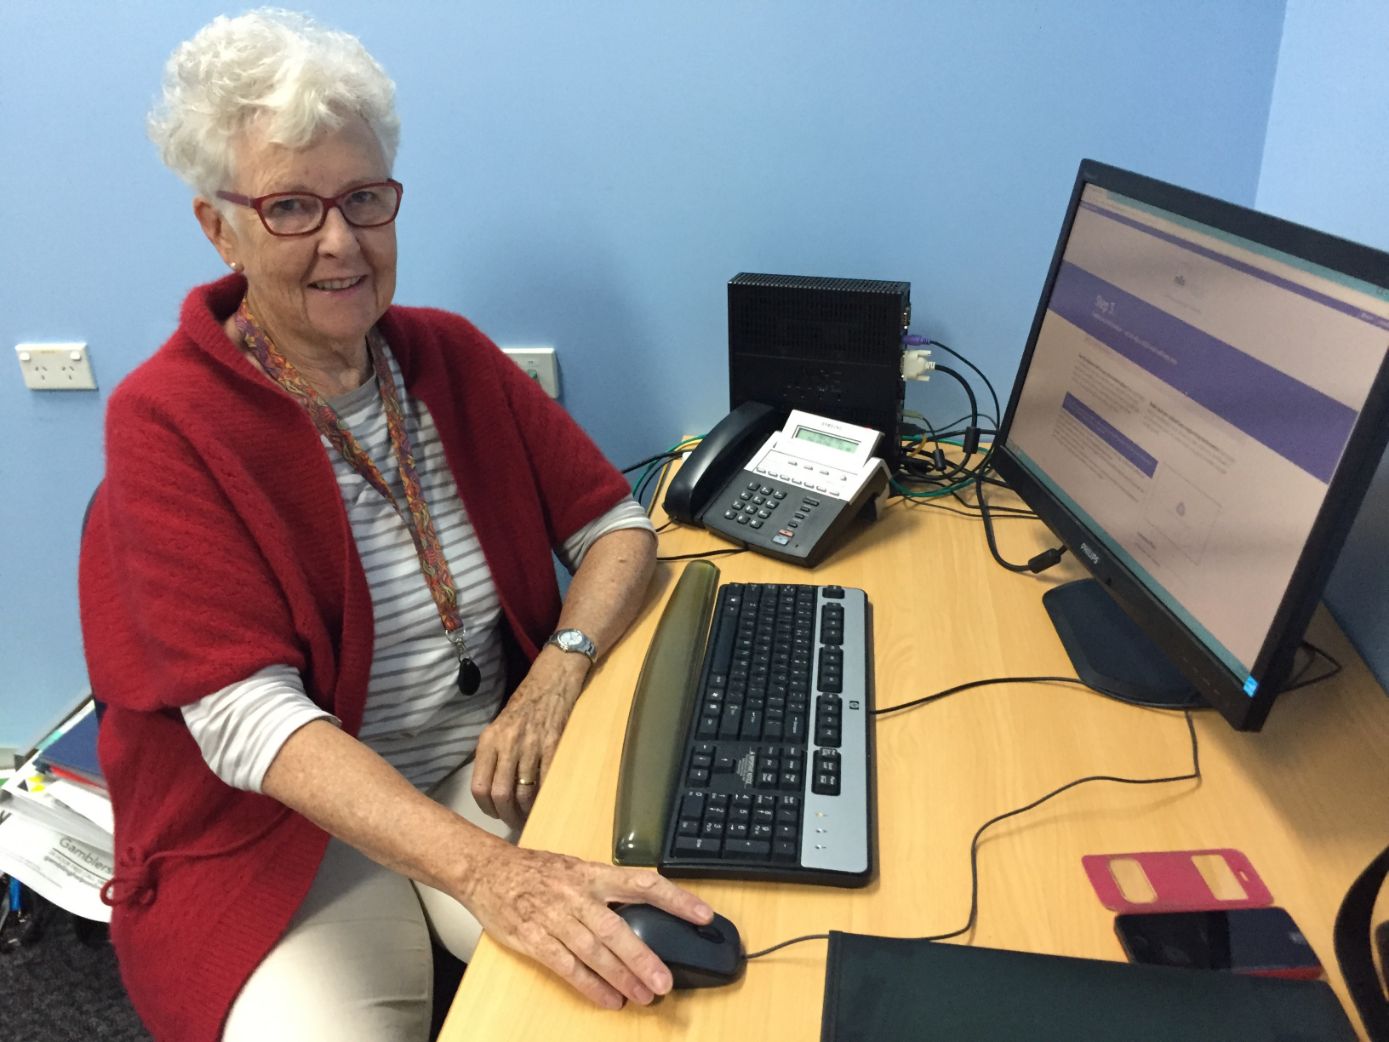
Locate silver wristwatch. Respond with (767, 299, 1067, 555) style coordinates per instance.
(545, 627, 597, 662)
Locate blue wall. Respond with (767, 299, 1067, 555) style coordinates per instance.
(0, 2, 1287, 747)
(1257, 0, 1389, 690)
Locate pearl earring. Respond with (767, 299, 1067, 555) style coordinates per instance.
(229, 261, 243, 272)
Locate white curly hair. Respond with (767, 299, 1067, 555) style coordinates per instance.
(148, 8, 400, 202)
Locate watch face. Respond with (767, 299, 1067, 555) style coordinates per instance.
(551, 629, 594, 657)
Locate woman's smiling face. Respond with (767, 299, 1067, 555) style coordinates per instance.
(209, 114, 397, 356)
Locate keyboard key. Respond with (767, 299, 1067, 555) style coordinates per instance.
(674, 836, 722, 858)
(724, 839, 772, 859)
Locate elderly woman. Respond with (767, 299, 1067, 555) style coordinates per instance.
(78, 10, 712, 1041)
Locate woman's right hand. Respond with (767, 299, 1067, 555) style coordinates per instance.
(459, 839, 715, 1008)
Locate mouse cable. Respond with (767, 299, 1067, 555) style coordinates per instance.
(915, 708, 1200, 943)
(743, 932, 832, 960)
(742, 648, 1340, 962)
(742, 712, 1199, 960)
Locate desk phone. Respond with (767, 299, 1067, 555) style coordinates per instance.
(664, 402, 890, 567)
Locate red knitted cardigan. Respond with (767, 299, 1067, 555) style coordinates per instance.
(78, 274, 632, 1042)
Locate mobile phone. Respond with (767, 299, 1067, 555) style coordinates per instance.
(1114, 907, 1323, 980)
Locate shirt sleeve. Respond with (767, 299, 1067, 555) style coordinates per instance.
(181, 664, 340, 793)
(555, 495, 656, 573)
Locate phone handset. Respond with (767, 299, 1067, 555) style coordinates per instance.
(663, 401, 784, 523)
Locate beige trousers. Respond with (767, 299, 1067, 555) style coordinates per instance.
(221, 761, 518, 1042)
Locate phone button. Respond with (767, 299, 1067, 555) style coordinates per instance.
(772, 535, 791, 545)
(723, 510, 738, 520)
(750, 520, 764, 529)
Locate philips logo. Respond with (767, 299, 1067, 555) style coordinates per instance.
(1079, 542, 1101, 566)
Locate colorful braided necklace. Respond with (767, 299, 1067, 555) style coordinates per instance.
(235, 299, 481, 696)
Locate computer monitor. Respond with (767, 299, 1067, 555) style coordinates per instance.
(992, 159, 1389, 731)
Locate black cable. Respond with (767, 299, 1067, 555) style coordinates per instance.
(948, 486, 1036, 518)
(620, 450, 680, 475)
(656, 547, 747, 562)
(748, 702, 1200, 958)
(635, 453, 679, 510)
(976, 475, 1066, 574)
(746, 650, 1351, 960)
(928, 339, 1002, 434)
(1281, 640, 1343, 693)
(931, 364, 979, 436)
(744, 933, 830, 960)
(902, 498, 1037, 522)
(874, 675, 1095, 717)
(915, 710, 1201, 943)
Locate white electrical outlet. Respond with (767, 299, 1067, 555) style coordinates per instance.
(15, 342, 97, 391)
(502, 346, 560, 398)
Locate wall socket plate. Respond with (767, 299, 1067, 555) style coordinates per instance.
(502, 346, 560, 398)
(15, 341, 97, 391)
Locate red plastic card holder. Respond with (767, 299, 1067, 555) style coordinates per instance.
(1083, 848, 1273, 912)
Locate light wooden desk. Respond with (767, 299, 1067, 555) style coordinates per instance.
(442, 493, 1389, 1040)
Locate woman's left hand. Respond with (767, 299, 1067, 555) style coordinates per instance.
(471, 648, 590, 829)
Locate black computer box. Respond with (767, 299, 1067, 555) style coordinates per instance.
(728, 273, 910, 467)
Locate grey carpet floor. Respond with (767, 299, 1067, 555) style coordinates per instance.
(1, 904, 149, 1042)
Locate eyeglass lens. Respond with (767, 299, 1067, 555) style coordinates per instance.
(261, 184, 399, 235)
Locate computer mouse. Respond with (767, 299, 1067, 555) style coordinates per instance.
(616, 903, 746, 990)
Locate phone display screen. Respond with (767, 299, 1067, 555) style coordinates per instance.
(1115, 908, 1321, 978)
(792, 426, 859, 453)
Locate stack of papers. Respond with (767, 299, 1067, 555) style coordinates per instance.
(0, 700, 113, 922)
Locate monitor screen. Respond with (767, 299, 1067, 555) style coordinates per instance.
(993, 161, 1389, 730)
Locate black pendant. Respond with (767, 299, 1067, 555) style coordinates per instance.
(457, 656, 481, 696)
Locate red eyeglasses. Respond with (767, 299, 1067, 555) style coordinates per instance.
(216, 179, 403, 237)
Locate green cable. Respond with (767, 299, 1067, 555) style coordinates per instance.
(634, 435, 704, 505)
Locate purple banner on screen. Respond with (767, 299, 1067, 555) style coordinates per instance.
(1049, 262, 1356, 483)
(1079, 202, 1389, 334)
(1061, 393, 1158, 477)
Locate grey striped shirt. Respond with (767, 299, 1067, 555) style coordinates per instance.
(183, 348, 651, 792)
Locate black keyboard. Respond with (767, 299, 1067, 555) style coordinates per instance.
(644, 577, 874, 887)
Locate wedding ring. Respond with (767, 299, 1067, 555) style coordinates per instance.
(517, 778, 537, 787)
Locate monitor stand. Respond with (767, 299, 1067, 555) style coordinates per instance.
(1042, 579, 1207, 710)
